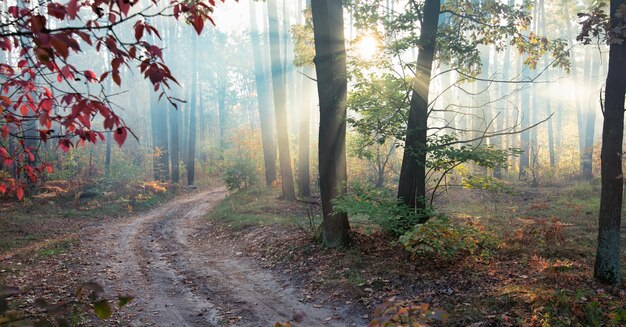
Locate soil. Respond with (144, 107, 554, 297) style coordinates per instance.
(83, 187, 362, 327)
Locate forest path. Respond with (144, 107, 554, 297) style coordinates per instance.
(87, 187, 351, 327)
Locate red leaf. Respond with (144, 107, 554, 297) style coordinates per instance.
(58, 139, 72, 152)
(118, 0, 131, 16)
(50, 36, 69, 59)
(67, 0, 79, 19)
(40, 98, 53, 111)
(0, 126, 9, 139)
(134, 23, 144, 41)
(84, 70, 97, 82)
(0, 184, 6, 194)
(112, 72, 121, 86)
(47, 3, 67, 20)
(43, 87, 52, 98)
(20, 104, 29, 116)
(192, 15, 204, 35)
(16, 186, 24, 201)
(30, 15, 46, 34)
(113, 127, 127, 147)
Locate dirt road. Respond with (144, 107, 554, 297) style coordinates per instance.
(86, 187, 359, 327)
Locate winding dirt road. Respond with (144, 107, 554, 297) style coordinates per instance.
(86, 187, 359, 327)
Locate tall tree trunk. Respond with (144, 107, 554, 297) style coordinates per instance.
(267, 0, 296, 200)
(182, 96, 190, 163)
(397, 0, 440, 211)
(564, 3, 586, 174)
(150, 88, 170, 181)
(582, 52, 600, 179)
(218, 71, 227, 151)
(539, 0, 555, 168)
(595, 0, 626, 285)
(498, 0, 513, 176)
(311, 0, 350, 247)
(298, 66, 313, 197)
(249, 0, 278, 186)
(104, 64, 113, 177)
(518, 70, 530, 178)
(167, 22, 180, 184)
(187, 32, 198, 186)
(170, 99, 180, 183)
(149, 23, 170, 181)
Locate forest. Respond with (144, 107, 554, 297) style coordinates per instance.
(0, 0, 625, 326)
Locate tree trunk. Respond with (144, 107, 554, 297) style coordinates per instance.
(150, 87, 170, 181)
(170, 99, 180, 183)
(397, 0, 440, 211)
(518, 75, 530, 179)
(104, 72, 112, 177)
(218, 71, 227, 151)
(298, 66, 313, 197)
(187, 32, 198, 186)
(267, 0, 296, 200)
(594, 0, 626, 285)
(249, 0, 278, 186)
(311, 0, 351, 247)
(582, 52, 600, 179)
(149, 23, 170, 182)
(539, 0, 555, 168)
(565, 3, 587, 174)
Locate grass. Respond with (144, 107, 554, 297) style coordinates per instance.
(210, 187, 320, 230)
(434, 181, 626, 325)
(0, 186, 173, 255)
(34, 239, 78, 258)
(210, 181, 626, 325)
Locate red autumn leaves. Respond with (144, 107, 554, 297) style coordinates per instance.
(0, 0, 226, 199)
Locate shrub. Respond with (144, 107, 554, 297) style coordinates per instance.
(368, 298, 448, 327)
(223, 157, 259, 191)
(0, 282, 132, 326)
(399, 217, 498, 261)
(332, 182, 432, 236)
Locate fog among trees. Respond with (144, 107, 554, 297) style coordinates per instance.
(1, 0, 625, 325)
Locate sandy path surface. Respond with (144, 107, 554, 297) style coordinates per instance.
(86, 187, 358, 327)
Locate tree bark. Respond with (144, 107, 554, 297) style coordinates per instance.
(170, 99, 180, 183)
(249, 0, 278, 186)
(397, 0, 440, 210)
(594, 0, 626, 285)
(538, 0, 555, 168)
(150, 86, 170, 181)
(218, 69, 227, 151)
(267, 0, 296, 200)
(187, 31, 198, 186)
(149, 23, 170, 182)
(311, 0, 351, 247)
(168, 22, 180, 183)
(298, 66, 313, 197)
(104, 64, 113, 177)
(564, 3, 587, 174)
(582, 51, 600, 179)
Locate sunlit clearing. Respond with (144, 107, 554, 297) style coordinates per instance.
(355, 34, 379, 60)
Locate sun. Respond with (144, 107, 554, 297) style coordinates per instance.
(354, 33, 380, 60)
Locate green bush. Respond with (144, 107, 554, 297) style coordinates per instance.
(399, 217, 498, 261)
(0, 283, 132, 326)
(223, 157, 259, 191)
(332, 182, 432, 236)
(368, 298, 448, 327)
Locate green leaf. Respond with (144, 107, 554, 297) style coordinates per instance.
(0, 298, 7, 315)
(93, 300, 112, 319)
(118, 296, 134, 308)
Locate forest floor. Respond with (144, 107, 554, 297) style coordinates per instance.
(0, 186, 364, 327)
(1, 181, 626, 326)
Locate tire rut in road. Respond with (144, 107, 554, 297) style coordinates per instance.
(89, 188, 357, 327)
